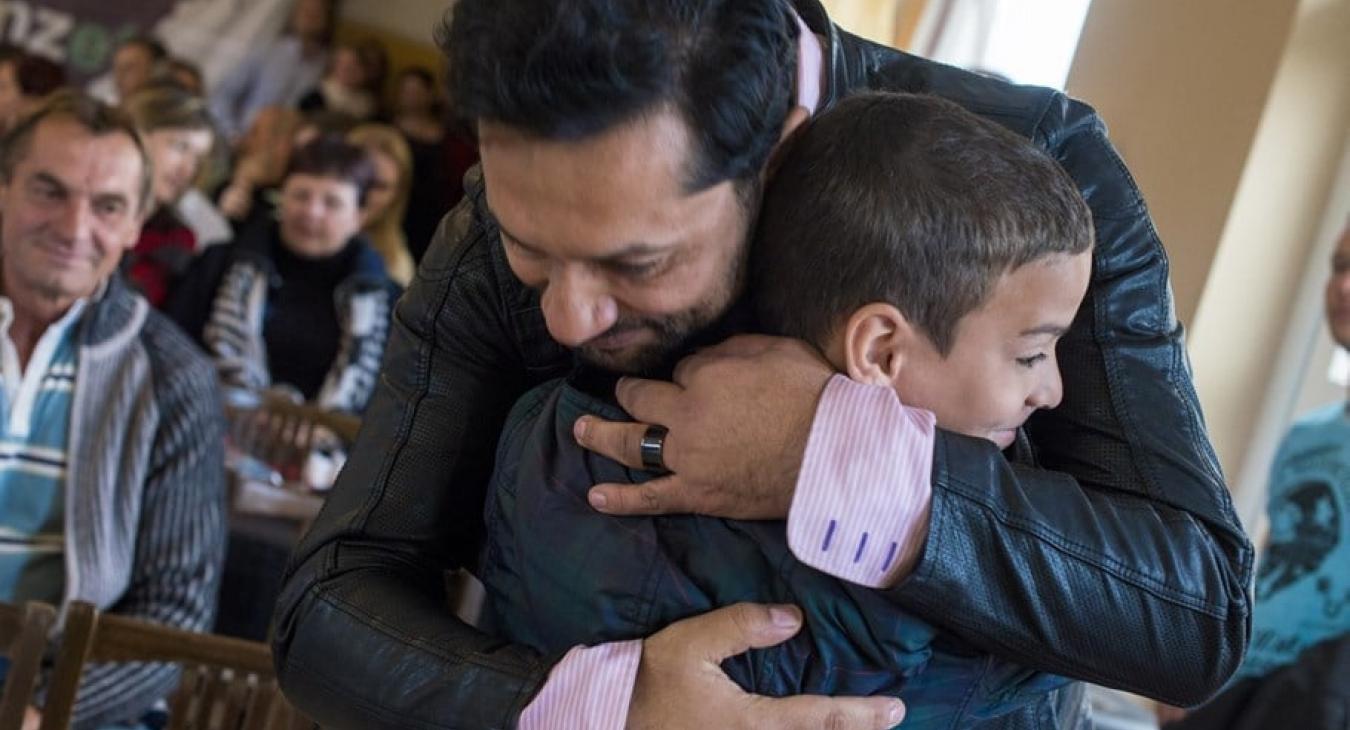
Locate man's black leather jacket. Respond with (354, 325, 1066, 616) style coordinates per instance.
(272, 3, 1253, 727)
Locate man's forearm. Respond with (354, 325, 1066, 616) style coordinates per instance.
(274, 562, 551, 729)
(783, 375, 1249, 706)
(786, 375, 935, 588)
(888, 432, 1251, 706)
(518, 642, 642, 730)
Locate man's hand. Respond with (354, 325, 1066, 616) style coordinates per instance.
(628, 603, 904, 730)
(576, 335, 833, 519)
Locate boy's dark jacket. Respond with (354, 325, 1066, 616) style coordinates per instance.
(482, 373, 1081, 729)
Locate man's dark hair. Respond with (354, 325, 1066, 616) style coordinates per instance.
(285, 136, 376, 205)
(0, 90, 152, 211)
(442, 0, 799, 193)
(15, 54, 67, 97)
(118, 34, 169, 62)
(0, 45, 22, 71)
(285, 0, 339, 47)
(396, 66, 444, 117)
(752, 92, 1094, 356)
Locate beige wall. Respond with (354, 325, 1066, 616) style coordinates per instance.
(336, 1, 448, 97)
(1065, 0, 1301, 325)
(820, 0, 900, 45)
(340, 1, 447, 45)
(1189, 0, 1350, 482)
(1067, 0, 1350, 483)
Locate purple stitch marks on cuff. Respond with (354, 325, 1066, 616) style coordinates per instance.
(853, 532, 869, 563)
(881, 542, 898, 572)
(822, 519, 837, 551)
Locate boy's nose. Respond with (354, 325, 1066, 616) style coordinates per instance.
(1028, 368, 1064, 411)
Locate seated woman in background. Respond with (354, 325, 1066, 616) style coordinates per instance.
(389, 66, 478, 263)
(121, 84, 217, 306)
(168, 137, 400, 415)
(298, 41, 376, 121)
(348, 123, 415, 286)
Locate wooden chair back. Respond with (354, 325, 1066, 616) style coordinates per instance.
(41, 602, 310, 730)
(223, 389, 361, 482)
(0, 601, 57, 730)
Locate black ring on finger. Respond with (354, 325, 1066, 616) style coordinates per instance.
(639, 425, 670, 474)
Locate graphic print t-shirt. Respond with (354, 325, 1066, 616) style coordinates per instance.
(1241, 402, 1350, 679)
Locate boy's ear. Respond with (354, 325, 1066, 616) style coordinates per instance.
(842, 303, 915, 387)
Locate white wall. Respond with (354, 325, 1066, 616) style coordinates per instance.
(1189, 0, 1350, 487)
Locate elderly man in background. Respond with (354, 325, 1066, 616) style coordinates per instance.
(0, 91, 226, 729)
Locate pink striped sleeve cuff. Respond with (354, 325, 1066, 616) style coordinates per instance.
(517, 640, 642, 730)
(786, 374, 936, 589)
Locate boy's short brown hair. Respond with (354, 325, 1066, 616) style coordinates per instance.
(752, 92, 1093, 355)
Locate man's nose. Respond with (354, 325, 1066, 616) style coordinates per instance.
(54, 199, 94, 243)
(1335, 272, 1350, 298)
(540, 266, 618, 347)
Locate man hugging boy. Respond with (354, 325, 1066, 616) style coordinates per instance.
(478, 91, 1095, 729)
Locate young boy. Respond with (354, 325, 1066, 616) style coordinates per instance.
(478, 92, 1095, 728)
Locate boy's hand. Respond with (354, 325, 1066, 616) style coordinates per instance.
(628, 603, 905, 730)
(575, 335, 832, 519)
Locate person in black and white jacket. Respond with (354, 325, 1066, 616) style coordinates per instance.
(168, 136, 400, 417)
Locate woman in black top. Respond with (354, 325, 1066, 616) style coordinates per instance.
(169, 137, 400, 414)
(391, 67, 478, 263)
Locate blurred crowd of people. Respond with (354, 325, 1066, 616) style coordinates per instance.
(0, 4, 482, 722)
(2, 0, 478, 422)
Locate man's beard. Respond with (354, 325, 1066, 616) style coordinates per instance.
(576, 254, 745, 377)
(576, 307, 714, 376)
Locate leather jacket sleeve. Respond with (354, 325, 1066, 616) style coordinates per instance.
(274, 31, 1255, 729)
(882, 92, 1253, 707)
(272, 183, 568, 729)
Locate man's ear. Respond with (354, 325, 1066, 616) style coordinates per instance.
(842, 303, 914, 387)
(762, 105, 811, 184)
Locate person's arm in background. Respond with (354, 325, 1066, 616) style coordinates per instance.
(582, 93, 1253, 708)
(208, 54, 260, 143)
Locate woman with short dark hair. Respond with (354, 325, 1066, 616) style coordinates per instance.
(168, 137, 400, 414)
